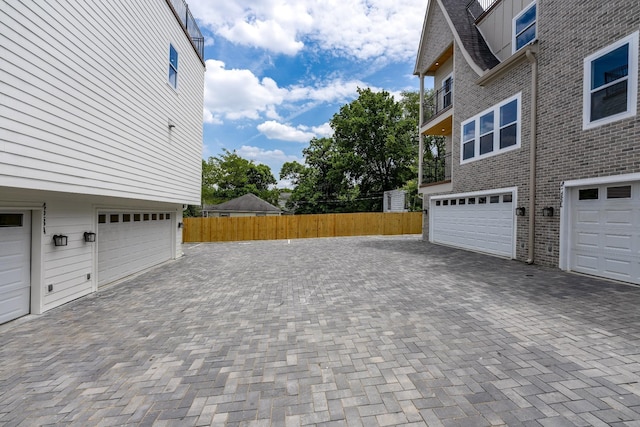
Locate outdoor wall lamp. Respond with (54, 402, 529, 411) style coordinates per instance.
(542, 206, 554, 217)
(515, 207, 526, 216)
(53, 234, 68, 246)
(83, 232, 96, 242)
(178, 222, 183, 229)
(168, 119, 176, 129)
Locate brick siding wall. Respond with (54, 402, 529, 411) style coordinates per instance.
(417, 2, 454, 71)
(534, 0, 640, 266)
(448, 43, 533, 262)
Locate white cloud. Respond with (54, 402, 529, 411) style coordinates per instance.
(188, 0, 424, 61)
(203, 59, 287, 123)
(287, 79, 370, 104)
(236, 145, 303, 186)
(311, 122, 333, 138)
(257, 121, 316, 142)
(237, 145, 301, 164)
(203, 59, 368, 125)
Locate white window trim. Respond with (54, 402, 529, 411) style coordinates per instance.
(583, 31, 638, 130)
(168, 43, 178, 90)
(460, 93, 522, 165)
(512, 1, 537, 54)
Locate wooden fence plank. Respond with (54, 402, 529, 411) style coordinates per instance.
(183, 212, 422, 242)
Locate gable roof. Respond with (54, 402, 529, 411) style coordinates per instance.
(206, 193, 281, 213)
(415, 0, 499, 76)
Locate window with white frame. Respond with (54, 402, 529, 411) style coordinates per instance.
(513, 1, 536, 53)
(583, 31, 638, 129)
(460, 93, 521, 164)
(442, 74, 453, 109)
(168, 44, 178, 89)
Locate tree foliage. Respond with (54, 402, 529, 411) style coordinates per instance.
(202, 149, 279, 206)
(281, 88, 419, 213)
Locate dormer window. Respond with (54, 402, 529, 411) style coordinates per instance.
(513, 1, 536, 53)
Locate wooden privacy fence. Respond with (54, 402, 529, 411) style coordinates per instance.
(183, 212, 422, 243)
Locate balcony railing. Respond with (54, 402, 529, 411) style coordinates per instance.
(422, 79, 453, 126)
(422, 152, 451, 185)
(466, 0, 501, 22)
(168, 0, 205, 61)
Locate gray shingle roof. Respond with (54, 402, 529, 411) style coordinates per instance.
(440, 0, 500, 72)
(207, 193, 281, 213)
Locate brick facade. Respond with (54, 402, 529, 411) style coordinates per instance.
(534, 0, 640, 266)
(417, 2, 454, 71)
(418, 0, 640, 269)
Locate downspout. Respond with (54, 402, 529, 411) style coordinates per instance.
(525, 49, 538, 264)
(418, 73, 425, 187)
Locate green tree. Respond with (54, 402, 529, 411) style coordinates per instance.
(280, 138, 354, 213)
(330, 88, 418, 211)
(202, 149, 279, 206)
(280, 89, 420, 213)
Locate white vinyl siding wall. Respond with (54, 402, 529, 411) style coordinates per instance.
(0, 0, 204, 204)
(0, 187, 182, 314)
(42, 200, 95, 311)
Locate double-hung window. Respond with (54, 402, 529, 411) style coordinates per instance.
(512, 1, 536, 53)
(583, 31, 638, 129)
(462, 121, 475, 161)
(169, 44, 178, 89)
(460, 93, 521, 164)
(442, 75, 453, 110)
(479, 112, 494, 155)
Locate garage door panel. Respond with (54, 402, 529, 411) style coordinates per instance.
(603, 256, 633, 278)
(0, 211, 30, 324)
(604, 233, 633, 251)
(604, 210, 633, 225)
(0, 267, 28, 293)
(570, 182, 640, 285)
(98, 212, 172, 287)
(0, 288, 30, 324)
(431, 192, 514, 258)
(576, 210, 599, 224)
(575, 231, 599, 249)
(574, 253, 600, 271)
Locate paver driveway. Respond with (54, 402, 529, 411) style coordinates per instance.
(2, 236, 640, 426)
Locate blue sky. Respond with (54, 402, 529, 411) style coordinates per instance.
(188, 0, 429, 187)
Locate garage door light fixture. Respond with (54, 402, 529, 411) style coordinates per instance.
(542, 206, 554, 217)
(515, 207, 526, 216)
(53, 234, 68, 246)
(178, 222, 183, 229)
(83, 232, 96, 242)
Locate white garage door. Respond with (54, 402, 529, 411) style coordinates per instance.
(0, 212, 30, 324)
(570, 182, 640, 284)
(431, 192, 515, 258)
(98, 212, 173, 287)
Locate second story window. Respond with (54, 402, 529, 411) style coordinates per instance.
(583, 31, 638, 129)
(169, 44, 178, 89)
(460, 93, 521, 164)
(513, 1, 536, 53)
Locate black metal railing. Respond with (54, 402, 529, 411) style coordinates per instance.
(168, 0, 205, 61)
(422, 152, 451, 185)
(422, 79, 453, 126)
(466, 0, 501, 21)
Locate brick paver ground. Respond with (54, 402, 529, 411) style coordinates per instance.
(2, 236, 640, 426)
